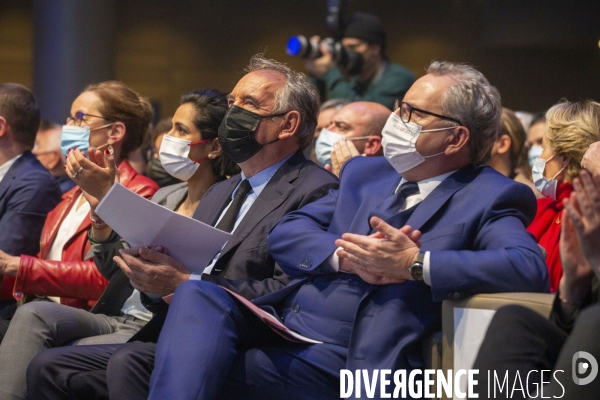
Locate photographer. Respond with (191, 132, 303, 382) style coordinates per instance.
(305, 12, 415, 110)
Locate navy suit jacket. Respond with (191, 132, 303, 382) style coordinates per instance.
(0, 152, 61, 257)
(266, 156, 548, 374)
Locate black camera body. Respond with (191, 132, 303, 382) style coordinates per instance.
(285, 0, 363, 75)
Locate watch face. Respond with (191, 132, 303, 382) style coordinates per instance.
(410, 263, 424, 281)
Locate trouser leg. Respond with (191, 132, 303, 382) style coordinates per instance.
(472, 305, 567, 399)
(0, 302, 117, 400)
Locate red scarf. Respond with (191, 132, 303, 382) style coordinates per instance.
(526, 182, 573, 292)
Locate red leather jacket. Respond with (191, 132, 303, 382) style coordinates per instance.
(0, 160, 158, 309)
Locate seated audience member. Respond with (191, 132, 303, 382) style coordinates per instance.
(146, 118, 183, 187)
(526, 112, 546, 167)
(33, 119, 76, 193)
(582, 141, 600, 175)
(315, 101, 389, 176)
(0, 81, 160, 398)
(527, 100, 600, 291)
(40, 60, 551, 400)
(305, 12, 415, 110)
(488, 107, 538, 196)
(305, 98, 349, 163)
(0, 81, 159, 312)
(0, 84, 62, 316)
(24, 54, 339, 400)
(474, 169, 600, 399)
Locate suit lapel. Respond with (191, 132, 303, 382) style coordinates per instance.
(218, 158, 298, 258)
(191, 176, 241, 226)
(0, 153, 31, 201)
(405, 164, 478, 231)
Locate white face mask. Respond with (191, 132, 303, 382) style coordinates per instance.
(531, 154, 565, 201)
(158, 134, 209, 181)
(528, 144, 543, 167)
(381, 112, 454, 174)
(314, 128, 370, 166)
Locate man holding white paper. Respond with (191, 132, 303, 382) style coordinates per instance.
(26, 55, 339, 400)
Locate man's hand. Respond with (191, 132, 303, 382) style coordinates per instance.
(558, 211, 593, 306)
(0, 250, 20, 276)
(303, 36, 336, 78)
(324, 140, 360, 177)
(563, 171, 600, 271)
(581, 142, 600, 175)
(114, 246, 192, 295)
(335, 217, 421, 285)
(66, 147, 119, 211)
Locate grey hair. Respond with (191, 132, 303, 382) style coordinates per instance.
(320, 98, 350, 112)
(246, 54, 320, 151)
(426, 61, 502, 165)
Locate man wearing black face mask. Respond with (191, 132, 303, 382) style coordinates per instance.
(25, 55, 339, 400)
(305, 12, 415, 111)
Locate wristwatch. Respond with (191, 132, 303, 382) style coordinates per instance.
(409, 252, 425, 281)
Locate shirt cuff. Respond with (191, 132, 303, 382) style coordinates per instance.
(189, 273, 203, 281)
(328, 249, 340, 272)
(423, 251, 432, 286)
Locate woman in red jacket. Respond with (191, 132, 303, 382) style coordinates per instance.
(0, 81, 158, 310)
(527, 99, 600, 292)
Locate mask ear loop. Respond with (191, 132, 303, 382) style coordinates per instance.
(188, 139, 211, 164)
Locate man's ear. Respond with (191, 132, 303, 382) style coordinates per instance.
(107, 121, 126, 145)
(363, 136, 382, 156)
(207, 138, 222, 160)
(445, 126, 470, 155)
(0, 117, 8, 139)
(278, 111, 301, 140)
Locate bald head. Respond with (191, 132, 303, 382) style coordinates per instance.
(328, 101, 391, 155)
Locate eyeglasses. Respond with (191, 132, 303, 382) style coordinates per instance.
(66, 112, 113, 126)
(394, 100, 462, 126)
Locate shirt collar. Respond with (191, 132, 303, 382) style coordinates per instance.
(398, 169, 458, 197)
(235, 154, 293, 198)
(0, 153, 23, 182)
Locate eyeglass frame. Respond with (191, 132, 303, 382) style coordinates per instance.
(394, 100, 462, 126)
(66, 111, 115, 126)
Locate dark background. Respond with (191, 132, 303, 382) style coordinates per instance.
(1, 0, 599, 121)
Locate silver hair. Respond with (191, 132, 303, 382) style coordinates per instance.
(427, 61, 502, 165)
(246, 54, 320, 151)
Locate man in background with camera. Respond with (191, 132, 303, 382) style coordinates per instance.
(305, 12, 415, 110)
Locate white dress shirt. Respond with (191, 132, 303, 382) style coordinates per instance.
(329, 170, 458, 286)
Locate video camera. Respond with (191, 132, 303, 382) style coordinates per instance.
(285, 0, 363, 75)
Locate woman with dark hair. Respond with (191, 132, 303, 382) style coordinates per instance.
(0, 89, 237, 400)
(0, 81, 158, 312)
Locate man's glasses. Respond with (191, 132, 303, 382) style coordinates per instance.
(394, 100, 462, 126)
(66, 112, 113, 126)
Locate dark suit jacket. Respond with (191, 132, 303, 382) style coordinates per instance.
(266, 156, 548, 378)
(130, 151, 338, 342)
(0, 152, 61, 299)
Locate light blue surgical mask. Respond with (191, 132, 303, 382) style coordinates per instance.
(531, 154, 565, 201)
(314, 128, 370, 167)
(528, 145, 543, 167)
(60, 125, 90, 157)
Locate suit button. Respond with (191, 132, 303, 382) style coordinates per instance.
(299, 259, 312, 269)
(293, 304, 300, 313)
(305, 279, 313, 285)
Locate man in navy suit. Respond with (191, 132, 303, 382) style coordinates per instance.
(132, 61, 549, 399)
(0, 84, 61, 316)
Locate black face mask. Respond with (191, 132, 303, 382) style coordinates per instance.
(147, 157, 182, 188)
(218, 105, 285, 164)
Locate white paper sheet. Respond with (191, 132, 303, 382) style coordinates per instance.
(453, 307, 497, 400)
(96, 183, 232, 273)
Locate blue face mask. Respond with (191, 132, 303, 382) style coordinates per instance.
(314, 128, 371, 167)
(60, 125, 90, 157)
(528, 144, 543, 167)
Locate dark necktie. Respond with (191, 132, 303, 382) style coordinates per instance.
(215, 179, 252, 233)
(368, 181, 420, 225)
